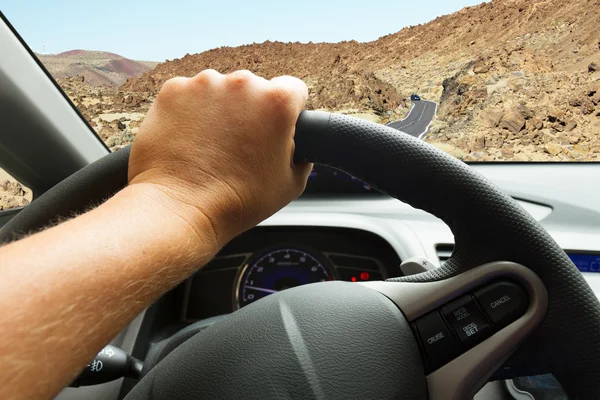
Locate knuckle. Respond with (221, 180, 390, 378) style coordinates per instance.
(265, 85, 295, 116)
(226, 70, 255, 88)
(192, 69, 221, 86)
(157, 77, 189, 101)
(161, 76, 188, 92)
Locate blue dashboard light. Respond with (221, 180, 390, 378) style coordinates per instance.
(567, 253, 600, 273)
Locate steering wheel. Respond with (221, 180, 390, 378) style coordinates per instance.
(1, 111, 599, 399)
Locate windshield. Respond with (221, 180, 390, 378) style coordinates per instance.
(3, 0, 599, 161)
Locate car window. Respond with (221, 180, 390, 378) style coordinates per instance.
(3, 0, 600, 162)
(0, 168, 31, 211)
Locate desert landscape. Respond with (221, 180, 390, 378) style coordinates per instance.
(3, 0, 600, 210)
(37, 50, 158, 87)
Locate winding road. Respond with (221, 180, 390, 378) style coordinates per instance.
(388, 100, 437, 139)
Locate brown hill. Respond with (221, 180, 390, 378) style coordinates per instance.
(122, 41, 407, 114)
(38, 50, 158, 87)
(120, 0, 600, 161)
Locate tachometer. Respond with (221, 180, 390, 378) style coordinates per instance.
(236, 248, 332, 308)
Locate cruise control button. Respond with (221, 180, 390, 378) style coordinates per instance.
(415, 311, 461, 371)
(474, 281, 528, 329)
(442, 295, 493, 348)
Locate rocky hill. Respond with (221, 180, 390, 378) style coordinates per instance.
(38, 50, 158, 87)
(121, 41, 407, 115)
(119, 0, 600, 161)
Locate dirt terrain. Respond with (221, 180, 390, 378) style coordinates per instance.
(0, 169, 32, 212)
(40, 0, 600, 162)
(41, 0, 600, 161)
(121, 0, 600, 161)
(5, 0, 600, 210)
(37, 50, 158, 87)
(32, 0, 600, 161)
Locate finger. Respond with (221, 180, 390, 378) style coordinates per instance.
(290, 138, 313, 186)
(270, 75, 309, 113)
(191, 69, 224, 86)
(290, 157, 313, 199)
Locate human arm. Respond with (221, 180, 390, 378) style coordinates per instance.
(0, 70, 311, 399)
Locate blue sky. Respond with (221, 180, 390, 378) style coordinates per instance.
(2, 0, 485, 61)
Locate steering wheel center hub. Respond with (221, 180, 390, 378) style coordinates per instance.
(126, 281, 427, 400)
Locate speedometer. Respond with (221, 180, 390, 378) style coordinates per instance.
(236, 248, 333, 308)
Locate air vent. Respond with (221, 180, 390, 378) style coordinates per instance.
(435, 244, 454, 265)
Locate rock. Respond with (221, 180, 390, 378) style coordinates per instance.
(483, 111, 503, 128)
(541, 129, 557, 140)
(581, 98, 596, 115)
(473, 59, 490, 74)
(592, 91, 600, 106)
(517, 104, 535, 119)
(500, 113, 526, 134)
(116, 120, 126, 130)
(469, 134, 486, 151)
(530, 118, 544, 130)
(547, 107, 564, 123)
(501, 148, 514, 158)
(4, 197, 18, 210)
(0, 180, 25, 196)
(487, 137, 504, 148)
(568, 135, 581, 145)
(569, 98, 582, 107)
(565, 120, 578, 131)
(544, 142, 562, 156)
(513, 153, 530, 162)
(464, 151, 487, 161)
(553, 123, 565, 132)
(589, 63, 599, 73)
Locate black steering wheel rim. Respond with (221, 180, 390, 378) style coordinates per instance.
(1, 111, 599, 399)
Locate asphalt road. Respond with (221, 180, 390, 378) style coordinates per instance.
(388, 100, 437, 139)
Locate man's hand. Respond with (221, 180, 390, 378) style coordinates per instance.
(128, 70, 312, 246)
(0, 70, 312, 400)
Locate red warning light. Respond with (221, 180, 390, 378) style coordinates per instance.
(351, 276, 357, 282)
(327, 275, 334, 281)
(360, 272, 370, 281)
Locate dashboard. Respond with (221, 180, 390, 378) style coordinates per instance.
(183, 226, 402, 321)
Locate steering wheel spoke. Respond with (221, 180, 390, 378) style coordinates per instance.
(362, 261, 547, 399)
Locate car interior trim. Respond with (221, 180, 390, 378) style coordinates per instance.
(0, 14, 108, 195)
